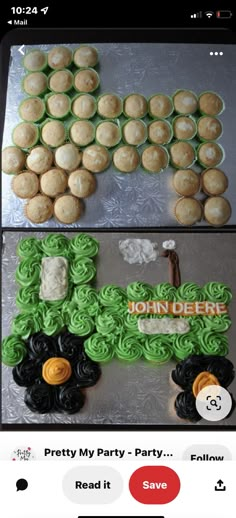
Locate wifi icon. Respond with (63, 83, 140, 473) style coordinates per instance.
(205, 11, 214, 18)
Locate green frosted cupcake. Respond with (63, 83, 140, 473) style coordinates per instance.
(12, 312, 41, 339)
(41, 307, 64, 336)
(23, 49, 47, 72)
(115, 333, 143, 361)
(2, 335, 27, 366)
(202, 282, 232, 305)
(45, 92, 71, 119)
(143, 335, 173, 363)
(69, 257, 96, 284)
(41, 233, 70, 258)
(98, 285, 127, 308)
(153, 283, 176, 301)
(95, 309, 123, 336)
(67, 310, 95, 336)
(127, 281, 153, 302)
(15, 257, 41, 287)
(84, 333, 114, 362)
(198, 329, 229, 356)
(17, 237, 42, 258)
(69, 233, 99, 257)
(172, 333, 199, 361)
(73, 285, 100, 316)
(16, 286, 40, 312)
(175, 282, 203, 302)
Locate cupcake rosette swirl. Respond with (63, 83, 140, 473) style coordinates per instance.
(16, 286, 40, 312)
(41, 307, 65, 336)
(180, 315, 205, 335)
(61, 300, 78, 326)
(115, 333, 143, 362)
(202, 314, 232, 332)
(41, 233, 71, 258)
(11, 312, 42, 340)
(15, 257, 41, 287)
(153, 282, 177, 301)
(198, 329, 229, 356)
(143, 335, 173, 363)
(67, 310, 95, 336)
(174, 282, 203, 302)
(69, 257, 96, 285)
(84, 333, 114, 362)
(69, 233, 99, 257)
(2, 335, 27, 366)
(73, 285, 100, 316)
(98, 284, 127, 308)
(202, 282, 232, 305)
(17, 237, 43, 259)
(172, 332, 200, 361)
(175, 391, 201, 422)
(74, 357, 101, 387)
(95, 309, 123, 336)
(126, 281, 153, 302)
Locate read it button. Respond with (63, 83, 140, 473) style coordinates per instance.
(129, 466, 180, 504)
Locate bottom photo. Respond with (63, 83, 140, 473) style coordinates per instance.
(1, 231, 236, 427)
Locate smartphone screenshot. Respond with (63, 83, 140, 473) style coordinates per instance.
(1, 5, 236, 517)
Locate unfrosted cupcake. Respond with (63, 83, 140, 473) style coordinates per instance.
(96, 121, 121, 147)
(41, 120, 66, 148)
(113, 145, 140, 173)
(197, 116, 222, 141)
(23, 72, 47, 96)
(23, 50, 47, 72)
(124, 94, 147, 118)
(13, 122, 39, 149)
(204, 197, 231, 226)
(173, 116, 196, 140)
(48, 69, 73, 93)
(12, 171, 39, 199)
(97, 94, 123, 118)
(2, 146, 26, 174)
(142, 145, 168, 172)
(55, 143, 82, 172)
(73, 46, 98, 67)
(197, 142, 224, 168)
(122, 119, 147, 146)
(148, 119, 172, 144)
(201, 168, 228, 196)
(173, 90, 198, 115)
(48, 46, 72, 69)
(25, 194, 53, 223)
(74, 68, 99, 93)
(71, 94, 96, 119)
(199, 92, 224, 116)
(68, 169, 96, 197)
(26, 146, 53, 174)
(40, 168, 68, 197)
(149, 94, 173, 118)
(19, 97, 45, 122)
(170, 141, 195, 168)
(82, 145, 110, 173)
(175, 197, 203, 226)
(54, 194, 82, 224)
(69, 120, 95, 146)
(46, 93, 70, 119)
(173, 169, 200, 196)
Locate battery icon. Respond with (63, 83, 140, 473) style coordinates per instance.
(216, 10, 232, 18)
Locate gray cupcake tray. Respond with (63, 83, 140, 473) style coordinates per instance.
(2, 42, 236, 228)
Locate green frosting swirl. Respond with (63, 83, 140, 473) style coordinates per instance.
(98, 285, 127, 309)
(61, 300, 77, 326)
(69, 257, 96, 284)
(198, 329, 229, 356)
(69, 233, 99, 257)
(15, 257, 41, 287)
(181, 316, 205, 334)
(143, 336, 173, 363)
(17, 238, 42, 259)
(67, 310, 95, 336)
(175, 282, 203, 302)
(172, 333, 200, 361)
(41, 307, 64, 336)
(12, 313, 41, 339)
(125, 313, 143, 333)
(127, 282, 153, 302)
(16, 286, 40, 312)
(73, 285, 100, 316)
(2, 335, 27, 366)
(153, 283, 177, 301)
(202, 282, 232, 305)
(84, 333, 114, 362)
(41, 233, 70, 258)
(115, 333, 143, 361)
(44, 287, 73, 310)
(95, 309, 123, 336)
(203, 314, 232, 332)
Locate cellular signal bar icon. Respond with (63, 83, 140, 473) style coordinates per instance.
(191, 12, 202, 19)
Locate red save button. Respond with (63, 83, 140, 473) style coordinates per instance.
(129, 466, 180, 504)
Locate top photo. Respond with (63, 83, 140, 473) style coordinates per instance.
(1, 31, 236, 228)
